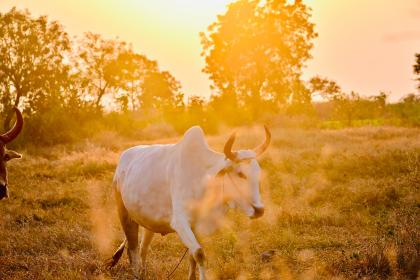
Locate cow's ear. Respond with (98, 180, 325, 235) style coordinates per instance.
(4, 150, 22, 161)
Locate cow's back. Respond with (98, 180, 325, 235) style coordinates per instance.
(114, 144, 176, 234)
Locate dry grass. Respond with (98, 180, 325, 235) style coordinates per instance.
(0, 126, 419, 279)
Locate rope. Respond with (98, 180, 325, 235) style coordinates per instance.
(166, 247, 189, 279)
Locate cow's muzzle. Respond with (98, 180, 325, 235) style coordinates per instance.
(250, 205, 264, 219)
(0, 184, 9, 200)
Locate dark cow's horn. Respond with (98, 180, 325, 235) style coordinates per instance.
(224, 131, 238, 161)
(0, 107, 23, 144)
(254, 125, 271, 156)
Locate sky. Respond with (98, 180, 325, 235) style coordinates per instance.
(1, 0, 419, 101)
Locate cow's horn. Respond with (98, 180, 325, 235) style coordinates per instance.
(224, 131, 238, 161)
(0, 107, 23, 144)
(254, 125, 271, 156)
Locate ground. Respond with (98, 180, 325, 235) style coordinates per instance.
(0, 126, 419, 280)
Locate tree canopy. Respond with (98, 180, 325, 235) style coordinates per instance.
(201, 0, 317, 118)
(76, 32, 130, 110)
(0, 8, 71, 129)
(141, 70, 183, 113)
(414, 53, 420, 91)
(114, 50, 158, 111)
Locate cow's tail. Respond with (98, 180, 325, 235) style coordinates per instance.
(105, 239, 127, 269)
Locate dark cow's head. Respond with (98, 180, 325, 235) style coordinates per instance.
(0, 108, 23, 200)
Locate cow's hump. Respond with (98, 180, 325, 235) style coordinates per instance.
(181, 126, 208, 149)
(178, 126, 222, 168)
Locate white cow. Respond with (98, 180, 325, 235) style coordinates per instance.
(107, 126, 270, 279)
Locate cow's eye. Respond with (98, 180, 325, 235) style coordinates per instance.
(4, 155, 10, 161)
(237, 171, 247, 179)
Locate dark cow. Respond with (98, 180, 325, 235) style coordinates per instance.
(0, 107, 23, 200)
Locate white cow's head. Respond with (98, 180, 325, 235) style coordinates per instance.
(219, 126, 271, 219)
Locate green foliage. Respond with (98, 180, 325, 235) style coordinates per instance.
(76, 32, 130, 109)
(200, 0, 317, 119)
(414, 53, 420, 91)
(164, 95, 219, 134)
(114, 50, 158, 111)
(309, 77, 406, 127)
(0, 7, 419, 147)
(0, 8, 71, 129)
(388, 93, 420, 126)
(141, 70, 183, 113)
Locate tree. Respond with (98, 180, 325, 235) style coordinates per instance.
(77, 32, 128, 110)
(401, 93, 420, 104)
(187, 95, 205, 118)
(287, 79, 314, 115)
(371, 91, 387, 111)
(140, 70, 183, 113)
(309, 77, 362, 125)
(114, 50, 158, 111)
(309, 76, 342, 99)
(414, 53, 420, 91)
(201, 0, 317, 118)
(208, 90, 246, 125)
(0, 7, 71, 129)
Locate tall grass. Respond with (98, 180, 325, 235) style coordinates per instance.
(0, 126, 418, 279)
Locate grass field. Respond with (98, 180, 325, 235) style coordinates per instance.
(0, 126, 419, 280)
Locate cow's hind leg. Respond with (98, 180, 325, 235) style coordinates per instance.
(139, 227, 154, 276)
(115, 190, 140, 276)
(124, 218, 140, 276)
(188, 254, 197, 280)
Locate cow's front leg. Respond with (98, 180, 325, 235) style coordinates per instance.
(171, 216, 206, 280)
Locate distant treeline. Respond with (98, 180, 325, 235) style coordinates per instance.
(0, 4, 419, 145)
